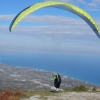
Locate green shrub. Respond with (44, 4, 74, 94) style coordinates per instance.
(72, 85, 88, 91)
(92, 87, 96, 91)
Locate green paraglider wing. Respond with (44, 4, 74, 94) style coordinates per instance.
(9, 1, 100, 38)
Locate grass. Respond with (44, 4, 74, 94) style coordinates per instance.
(25, 89, 100, 100)
(26, 90, 59, 99)
(0, 88, 99, 100)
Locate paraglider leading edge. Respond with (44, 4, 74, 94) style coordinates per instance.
(9, 1, 100, 38)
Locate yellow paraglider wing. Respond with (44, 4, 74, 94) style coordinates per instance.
(9, 1, 100, 38)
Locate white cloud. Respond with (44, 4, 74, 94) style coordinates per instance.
(88, 1, 98, 8)
(92, 0, 100, 4)
(85, 0, 100, 11)
(0, 15, 15, 21)
(0, 24, 95, 40)
(78, 0, 87, 4)
(22, 15, 87, 26)
(60, 0, 100, 11)
(0, 14, 100, 54)
(0, 14, 85, 25)
(55, 0, 73, 2)
(79, 0, 100, 11)
(0, 14, 99, 41)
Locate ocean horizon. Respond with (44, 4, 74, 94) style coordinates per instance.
(0, 52, 100, 86)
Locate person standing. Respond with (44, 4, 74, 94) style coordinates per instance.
(51, 73, 61, 92)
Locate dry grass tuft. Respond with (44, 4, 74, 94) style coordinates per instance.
(0, 89, 26, 100)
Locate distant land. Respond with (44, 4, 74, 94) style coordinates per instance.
(0, 63, 99, 91)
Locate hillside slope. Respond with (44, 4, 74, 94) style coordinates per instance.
(0, 64, 99, 91)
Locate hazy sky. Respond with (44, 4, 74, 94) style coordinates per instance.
(0, 0, 100, 55)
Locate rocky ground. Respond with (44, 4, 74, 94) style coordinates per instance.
(21, 92, 100, 100)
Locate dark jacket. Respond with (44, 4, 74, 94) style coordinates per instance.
(53, 73, 61, 88)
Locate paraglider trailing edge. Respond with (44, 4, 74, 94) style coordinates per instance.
(9, 1, 100, 39)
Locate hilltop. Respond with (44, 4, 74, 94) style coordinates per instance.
(21, 91, 100, 100)
(0, 89, 100, 100)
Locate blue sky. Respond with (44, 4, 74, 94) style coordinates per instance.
(0, 0, 100, 55)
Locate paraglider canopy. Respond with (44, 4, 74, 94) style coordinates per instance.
(9, 1, 100, 38)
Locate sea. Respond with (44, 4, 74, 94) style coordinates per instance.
(0, 52, 100, 86)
